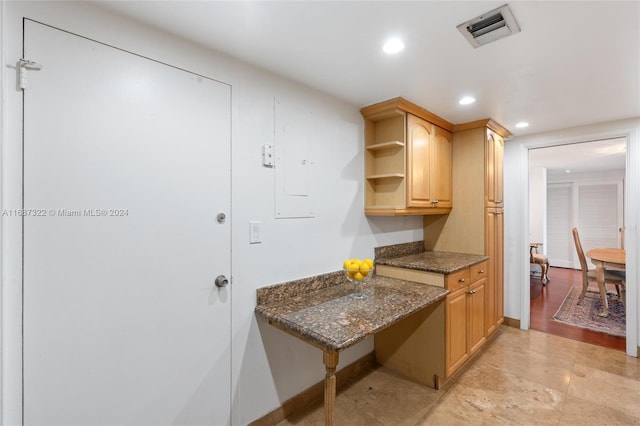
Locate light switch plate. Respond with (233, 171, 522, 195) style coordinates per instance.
(250, 221, 262, 244)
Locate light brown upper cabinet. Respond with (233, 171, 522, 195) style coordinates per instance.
(361, 97, 454, 216)
(485, 130, 504, 208)
(407, 115, 452, 209)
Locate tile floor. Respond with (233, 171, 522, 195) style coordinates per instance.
(277, 326, 640, 425)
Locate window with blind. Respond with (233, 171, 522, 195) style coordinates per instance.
(547, 184, 573, 268)
(577, 183, 622, 258)
(547, 181, 623, 269)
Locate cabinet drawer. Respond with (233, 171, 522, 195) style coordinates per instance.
(446, 268, 470, 292)
(470, 261, 489, 283)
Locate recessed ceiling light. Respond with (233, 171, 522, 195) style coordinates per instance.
(382, 38, 405, 54)
(459, 96, 476, 105)
(565, 169, 571, 173)
(515, 122, 529, 128)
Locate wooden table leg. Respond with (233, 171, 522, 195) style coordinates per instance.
(594, 261, 609, 317)
(323, 349, 339, 426)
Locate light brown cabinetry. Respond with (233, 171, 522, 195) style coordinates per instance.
(361, 97, 454, 215)
(486, 207, 504, 334)
(373, 295, 446, 389)
(423, 119, 509, 339)
(406, 114, 453, 209)
(484, 128, 506, 334)
(374, 260, 488, 388)
(486, 130, 504, 208)
(445, 262, 487, 376)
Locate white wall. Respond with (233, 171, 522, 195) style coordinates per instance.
(1, 2, 423, 424)
(528, 166, 547, 249)
(547, 169, 625, 184)
(0, 1, 5, 421)
(505, 119, 640, 357)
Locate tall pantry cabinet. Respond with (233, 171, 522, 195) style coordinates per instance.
(423, 119, 509, 336)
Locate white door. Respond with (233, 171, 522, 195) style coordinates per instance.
(577, 182, 624, 258)
(23, 20, 231, 425)
(547, 184, 573, 268)
(546, 180, 623, 270)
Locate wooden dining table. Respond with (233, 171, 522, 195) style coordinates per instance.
(586, 248, 626, 317)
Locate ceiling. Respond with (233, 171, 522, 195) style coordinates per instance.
(93, 1, 639, 138)
(529, 137, 627, 177)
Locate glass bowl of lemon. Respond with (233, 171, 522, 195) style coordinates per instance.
(343, 258, 375, 299)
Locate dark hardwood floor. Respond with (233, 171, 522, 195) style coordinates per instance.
(529, 266, 626, 351)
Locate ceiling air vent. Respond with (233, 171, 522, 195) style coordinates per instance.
(457, 4, 521, 48)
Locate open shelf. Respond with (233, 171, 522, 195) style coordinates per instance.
(366, 173, 405, 180)
(363, 111, 406, 211)
(364, 205, 404, 210)
(366, 141, 405, 151)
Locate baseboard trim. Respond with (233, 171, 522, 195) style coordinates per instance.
(502, 316, 520, 329)
(249, 351, 377, 426)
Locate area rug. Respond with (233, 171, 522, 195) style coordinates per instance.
(552, 285, 625, 336)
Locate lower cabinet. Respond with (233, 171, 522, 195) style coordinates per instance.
(445, 264, 487, 377)
(375, 260, 490, 389)
(486, 207, 504, 334)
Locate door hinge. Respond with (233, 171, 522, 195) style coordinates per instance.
(18, 58, 43, 90)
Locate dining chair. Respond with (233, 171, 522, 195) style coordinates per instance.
(530, 243, 550, 284)
(572, 227, 626, 307)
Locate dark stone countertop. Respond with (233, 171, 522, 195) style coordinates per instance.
(376, 250, 489, 274)
(255, 273, 449, 352)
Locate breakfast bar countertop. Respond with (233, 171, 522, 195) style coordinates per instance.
(255, 273, 449, 352)
(255, 242, 488, 425)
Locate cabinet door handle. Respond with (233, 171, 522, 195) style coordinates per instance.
(496, 200, 503, 204)
(468, 290, 476, 294)
(479, 270, 485, 274)
(431, 200, 439, 204)
(458, 278, 465, 283)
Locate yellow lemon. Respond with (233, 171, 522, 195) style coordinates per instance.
(343, 259, 352, 269)
(359, 263, 370, 274)
(354, 272, 364, 281)
(351, 259, 363, 266)
(347, 263, 360, 273)
(364, 258, 374, 268)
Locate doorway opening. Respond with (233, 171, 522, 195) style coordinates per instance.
(527, 137, 627, 350)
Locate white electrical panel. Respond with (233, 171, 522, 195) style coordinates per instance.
(274, 98, 315, 219)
